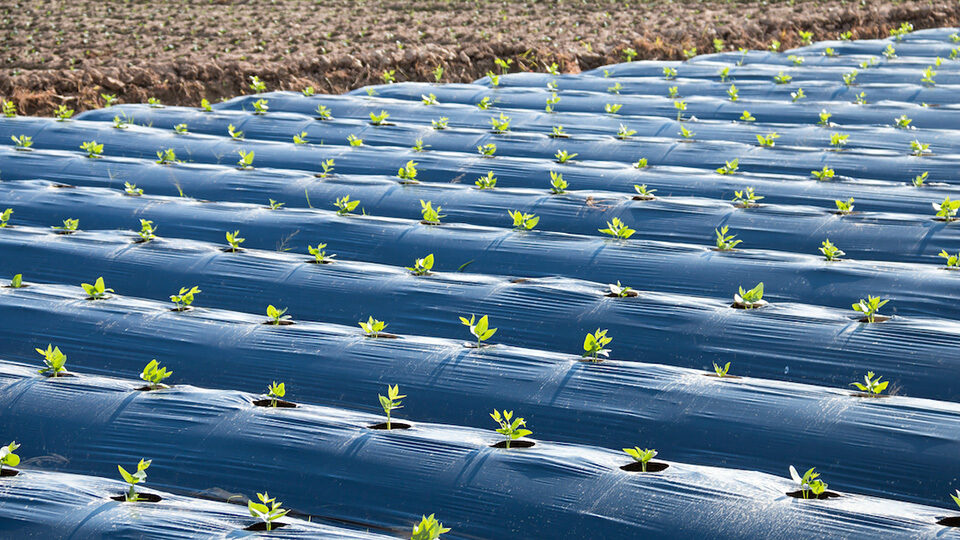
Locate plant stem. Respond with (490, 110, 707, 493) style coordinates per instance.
(641, 461, 647, 472)
(266, 522, 272, 531)
(271, 398, 277, 407)
(127, 485, 136, 501)
(505, 439, 510, 449)
(386, 410, 391, 430)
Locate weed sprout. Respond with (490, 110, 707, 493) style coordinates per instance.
(475, 171, 497, 189)
(582, 328, 612, 361)
(1, 100, 16, 117)
(302, 87, 315, 96)
(378, 385, 405, 429)
(406, 254, 434, 276)
(623, 447, 657, 472)
(248, 492, 289, 531)
(147, 97, 163, 108)
(0, 442, 19, 473)
(382, 70, 396, 84)
(225, 230, 245, 251)
(265, 305, 291, 325)
(490, 410, 532, 449)
(734, 283, 765, 308)
(81, 277, 114, 299)
(819, 239, 844, 261)
(549, 172, 567, 194)
(623, 48, 637, 62)
(170, 286, 201, 310)
(507, 210, 539, 231)
(433, 65, 444, 82)
(249, 75, 266, 92)
(118, 459, 152, 501)
(35, 344, 67, 376)
(140, 359, 172, 390)
(460, 314, 497, 347)
(851, 372, 888, 395)
(599, 218, 635, 239)
(334, 196, 360, 215)
(359, 316, 388, 337)
(852, 295, 889, 322)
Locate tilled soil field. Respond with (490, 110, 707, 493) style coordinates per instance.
(0, 0, 958, 115)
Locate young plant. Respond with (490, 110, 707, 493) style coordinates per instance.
(662, 66, 677, 80)
(9, 274, 22, 288)
(266, 381, 286, 406)
(549, 171, 568, 194)
(634, 184, 656, 200)
(174, 123, 188, 134)
(0, 208, 11, 227)
(1, 100, 16, 117)
(739, 110, 755, 122)
(791, 88, 806, 103)
(411, 138, 427, 152)
(432, 117, 449, 130)
(818, 110, 832, 126)
(460, 314, 497, 348)
(378, 384, 405, 429)
(715, 226, 742, 250)
(237, 150, 254, 169)
(318, 158, 335, 178)
(406, 254, 434, 276)
(420, 200, 445, 224)
(81, 277, 114, 299)
(302, 87, 315, 96)
(489, 113, 511, 133)
(315, 104, 332, 120)
(369, 110, 390, 126)
(137, 219, 157, 241)
(334, 195, 360, 215)
(249, 75, 266, 92)
(582, 328, 612, 361)
(829, 133, 849, 150)
(118, 459, 151, 502)
(622, 48, 637, 62)
(200, 98, 213, 112)
(734, 282, 765, 308)
(11, 135, 32, 150)
(307, 243, 335, 263)
(798, 30, 813, 45)
(555, 150, 577, 163)
(156, 148, 177, 165)
(727, 84, 739, 101)
(842, 70, 858, 86)
(733, 187, 763, 207)
(140, 359, 172, 390)
(550, 126, 568, 138)
(604, 103, 622, 115)
(54, 105, 74, 121)
(420, 93, 438, 106)
(852, 295, 889, 323)
(382, 70, 396, 84)
(507, 210, 539, 231)
(910, 140, 930, 157)
(248, 492, 289, 531)
(293, 131, 308, 145)
(111, 115, 128, 130)
(939, 250, 960, 268)
(608, 281, 634, 298)
(35, 344, 67, 376)
(251, 99, 269, 115)
(397, 160, 419, 183)
(170, 286, 201, 311)
(894, 115, 912, 129)
(265, 305, 291, 325)
(599, 218, 635, 239)
(718, 66, 730, 82)
(679, 126, 695, 139)
(820, 239, 845, 261)
(411, 514, 451, 540)
(713, 361, 731, 378)
(934, 197, 960, 221)
(490, 410, 532, 449)
(835, 198, 855, 214)
(853, 91, 867, 105)
(477, 96, 493, 110)
(716, 158, 739, 175)
(477, 143, 496, 157)
(0, 441, 20, 473)
(267, 199, 285, 210)
(607, 82, 622, 94)
(347, 134, 363, 146)
(756, 133, 779, 147)
(774, 71, 792, 84)
(360, 316, 388, 338)
(674, 100, 687, 121)
(80, 141, 103, 158)
(616, 124, 637, 140)
(769, 40, 781, 52)
(789, 466, 827, 500)
(544, 92, 560, 113)
(811, 166, 835, 181)
(634, 157, 649, 169)
(921, 66, 937, 86)
(53, 218, 79, 232)
(851, 371, 889, 395)
(225, 230, 245, 251)
(668, 86, 679, 99)
(432, 65, 445, 82)
(623, 447, 658, 472)
(147, 97, 163, 108)
(475, 171, 497, 189)
(839, 30, 853, 40)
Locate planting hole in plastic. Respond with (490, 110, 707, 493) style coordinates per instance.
(785, 490, 840, 500)
(0, 468, 19, 477)
(620, 462, 670, 473)
(110, 493, 162, 503)
(252, 399, 298, 408)
(605, 290, 639, 298)
(490, 440, 535, 449)
(368, 422, 412, 430)
(855, 315, 891, 323)
(245, 522, 288, 531)
(937, 517, 960, 527)
(261, 320, 295, 326)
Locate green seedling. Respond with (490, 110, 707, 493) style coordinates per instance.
(617, 124, 637, 140)
(679, 125, 695, 139)
(911, 140, 930, 156)
(199, 98, 213, 112)
(718, 66, 730, 82)
(140, 359, 172, 390)
(911, 171, 927, 187)
(715, 226, 742, 250)
(546, 62, 560, 75)
(397, 160, 419, 183)
(852, 295, 889, 323)
(248, 492, 289, 531)
(798, 30, 814, 45)
(623, 447, 657, 472)
(53, 218, 79, 232)
(555, 150, 577, 163)
(0, 441, 20, 473)
(137, 219, 157, 241)
(54, 105, 74, 121)
(739, 110, 755, 122)
(360, 316, 388, 338)
(170, 286, 201, 310)
(683, 47, 697, 59)
(607, 82, 622, 94)
(508, 210, 539, 231)
(791, 88, 806, 103)
(302, 87, 315, 96)
(860, 56, 879, 69)
(156, 148, 177, 165)
(1, 100, 16, 117)
(80, 141, 103, 158)
(662, 66, 677, 80)
(818, 110, 832, 126)
(668, 86, 679, 99)
(251, 99, 269, 115)
(460, 314, 497, 348)
(713, 361, 731, 377)
(853, 91, 867, 105)
(727, 84, 739, 101)
(249, 75, 266, 92)
(608, 281, 633, 298)
(432, 65, 445, 82)
(113, 116, 128, 129)
(894, 115, 912, 129)
(9, 274, 22, 288)
(544, 92, 560, 113)
(490, 113, 511, 133)
(334, 195, 360, 215)
(890, 21, 913, 40)
(769, 40, 781, 52)
(790, 466, 827, 499)
(266, 381, 285, 406)
(939, 250, 960, 268)
(734, 282, 765, 308)
(842, 70, 858, 86)
(226, 123, 244, 140)
(147, 97, 163, 108)
(839, 31, 853, 40)
(11, 135, 32, 150)
(550, 126, 568, 138)
(634, 184, 656, 199)
(623, 48, 637, 62)
(494, 57, 513, 74)
(237, 150, 254, 169)
(118, 459, 151, 502)
(716, 159, 739, 175)
(347, 134, 363, 147)
(490, 409, 532, 449)
(774, 71, 792, 84)
(547, 80, 559, 91)
(811, 166, 835, 181)
(757, 133, 779, 147)
(307, 243, 335, 263)
(174, 123, 188, 134)
(788, 55, 805, 66)
(713, 38, 724, 53)
(950, 490, 960, 511)
(36, 344, 67, 376)
(934, 197, 960, 221)
(830, 133, 849, 150)
(582, 328, 612, 361)
(477, 96, 493, 110)
(378, 384, 405, 429)
(406, 254, 434, 276)
(315, 104, 332, 120)
(420, 200, 445, 224)
(267, 199, 284, 210)
(921, 66, 937, 86)
(382, 70, 396, 84)
(266, 305, 290, 325)
(81, 277, 113, 299)
(225, 230, 244, 251)
(599, 218, 635, 239)
(421, 93, 438, 106)
(634, 157, 649, 169)
(477, 143, 496, 157)
(549, 171, 567, 194)
(412, 514, 450, 540)
(432, 117, 449, 130)
(318, 159, 335, 178)
(820, 239, 845, 261)
(0, 208, 11, 227)
(851, 371, 888, 395)
(293, 131, 308, 145)
(835, 198, 855, 214)
(605, 103, 622, 115)
(369, 110, 390, 125)
(674, 100, 687, 121)
(475, 171, 497, 189)
(733, 187, 763, 207)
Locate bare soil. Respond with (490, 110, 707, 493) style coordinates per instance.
(0, 0, 957, 115)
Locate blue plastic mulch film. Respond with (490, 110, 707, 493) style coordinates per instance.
(2, 27, 960, 538)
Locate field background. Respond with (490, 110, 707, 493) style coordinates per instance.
(0, 0, 957, 115)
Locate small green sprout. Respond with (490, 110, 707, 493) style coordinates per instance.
(334, 195, 360, 215)
(733, 187, 763, 207)
(248, 492, 289, 531)
(147, 97, 163, 108)
(860, 56, 879, 69)
(225, 230, 245, 251)
(912, 171, 928, 187)
(236, 150, 254, 169)
(853, 91, 867, 105)
(421, 93, 438, 106)
(411, 514, 450, 540)
(734, 282, 765, 308)
(668, 86, 679, 99)
(477, 143, 496, 157)
(934, 197, 960, 221)
(170, 286, 201, 311)
(1, 100, 16, 117)
(490, 410, 532, 448)
(830, 133, 849, 150)
(608, 281, 634, 298)
(460, 314, 497, 348)
(716, 159, 739, 175)
(718, 66, 730, 82)
(910, 140, 930, 157)
(412, 138, 427, 152)
(818, 110, 832, 126)
(683, 47, 697, 59)
(820, 239, 845, 261)
(81, 276, 113, 299)
(369, 110, 390, 126)
(137, 219, 157, 241)
(318, 159, 335, 178)
(250, 99, 269, 115)
(939, 250, 960, 268)
(713, 361, 731, 377)
(547, 79, 559, 91)
(35, 344, 67, 376)
(199, 98, 213, 112)
(9, 274, 22, 288)
(549, 171, 567, 194)
(756, 133, 779, 147)
(789, 466, 827, 499)
(267, 199, 284, 210)
(262, 382, 286, 408)
(769, 40, 781, 52)
(360, 316, 388, 338)
(225, 123, 244, 140)
(605, 103, 622, 115)
(490, 112, 511, 133)
(347, 134, 363, 147)
(623, 48, 637, 62)
(315, 104, 332, 120)
(607, 82, 622, 94)
(623, 447, 657, 472)
(140, 359, 172, 390)
(266, 305, 291, 325)
(156, 148, 177, 165)
(378, 384, 405, 429)
(894, 115, 912, 129)
(921, 66, 937, 86)
(382, 70, 396, 84)
(791, 88, 806, 103)
(951, 490, 960, 510)
(582, 328, 612, 361)
(174, 123, 188, 134)
(80, 141, 103, 158)
(302, 87, 315, 96)
(293, 131, 308, 145)
(634, 157, 648, 169)
(0, 441, 20, 473)
(715, 225, 741, 250)
(839, 30, 853, 40)
(249, 75, 266, 92)
(852, 295, 889, 323)
(788, 55, 804, 66)
(890, 21, 913, 40)
(544, 92, 560, 113)
(713, 38, 724, 53)
(811, 166, 835, 181)
(851, 371, 888, 395)
(739, 110, 755, 122)
(118, 459, 151, 502)
(307, 243, 335, 263)
(53, 218, 79, 232)
(54, 105, 74, 121)
(616, 124, 637, 140)
(507, 210, 539, 231)
(477, 96, 493, 110)
(11, 135, 32, 150)
(679, 125, 695, 139)
(0, 208, 11, 227)
(662, 66, 677, 80)
(406, 254, 434, 276)
(674, 100, 687, 121)
(798, 30, 814, 45)
(599, 218, 635, 239)
(113, 116, 128, 129)
(420, 200, 445, 224)
(634, 184, 656, 199)
(397, 160, 419, 183)
(475, 171, 497, 189)
(494, 57, 513, 73)
(432, 117, 449, 130)
(727, 84, 739, 101)
(545, 62, 560, 75)
(835, 198, 855, 214)
(433, 65, 444, 82)
(774, 71, 792, 84)
(842, 70, 858, 86)
(550, 126, 568, 138)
